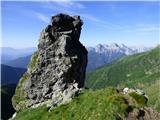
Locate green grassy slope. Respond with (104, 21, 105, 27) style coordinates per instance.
(13, 87, 147, 120)
(144, 80, 160, 111)
(85, 47, 160, 111)
(85, 47, 160, 89)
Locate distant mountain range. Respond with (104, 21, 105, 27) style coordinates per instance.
(1, 47, 37, 63)
(5, 55, 32, 68)
(85, 46, 160, 89)
(86, 43, 152, 71)
(2, 44, 152, 71)
(1, 64, 26, 85)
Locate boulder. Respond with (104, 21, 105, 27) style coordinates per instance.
(12, 13, 88, 111)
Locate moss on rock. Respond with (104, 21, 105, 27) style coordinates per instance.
(12, 51, 40, 111)
(12, 73, 29, 111)
(129, 92, 147, 106)
(28, 52, 39, 72)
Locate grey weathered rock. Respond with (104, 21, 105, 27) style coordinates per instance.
(13, 13, 87, 110)
(125, 107, 160, 120)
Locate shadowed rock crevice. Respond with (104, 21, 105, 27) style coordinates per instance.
(12, 13, 88, 111)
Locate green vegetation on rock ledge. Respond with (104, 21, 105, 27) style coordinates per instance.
(13, 87, 145, 120)
(28, 52, 39, 71)
(12, 73, 29, 111)
(12, 52, 39, 111)
(129, 92, 147, 105)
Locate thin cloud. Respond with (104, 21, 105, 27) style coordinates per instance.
(81, 13, 123, 30)
(81, 14, 105, 23)
(43, 0, 85, 9)
(123, 24, 160, 33)
(31, 11, 50, 23)
(55, 1, 86, 9)
(40, 1, 123, 30)
(137, 26, 159, 32)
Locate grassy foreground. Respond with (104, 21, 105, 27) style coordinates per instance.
(13, 87, 146, 120)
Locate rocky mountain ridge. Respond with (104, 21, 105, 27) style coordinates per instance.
(89, 43, 151, 55)
(1, 64, 26, 85)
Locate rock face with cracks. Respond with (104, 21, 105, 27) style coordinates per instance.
(12, 13, 88, 111)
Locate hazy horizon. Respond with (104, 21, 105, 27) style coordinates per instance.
(1, 42, 158, 50)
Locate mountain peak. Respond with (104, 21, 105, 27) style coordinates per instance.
(119, 43, 127, 48)
(110, 43, 119, 47)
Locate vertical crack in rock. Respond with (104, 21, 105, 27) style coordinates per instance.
(12, 13, 88, 110)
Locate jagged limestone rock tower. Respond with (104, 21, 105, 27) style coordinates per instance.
(12, 13, 88, 111)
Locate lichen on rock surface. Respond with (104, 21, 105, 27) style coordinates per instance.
(12, 13, 88, 111)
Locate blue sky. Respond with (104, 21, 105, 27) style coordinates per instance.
(1, 1, 159, 48)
